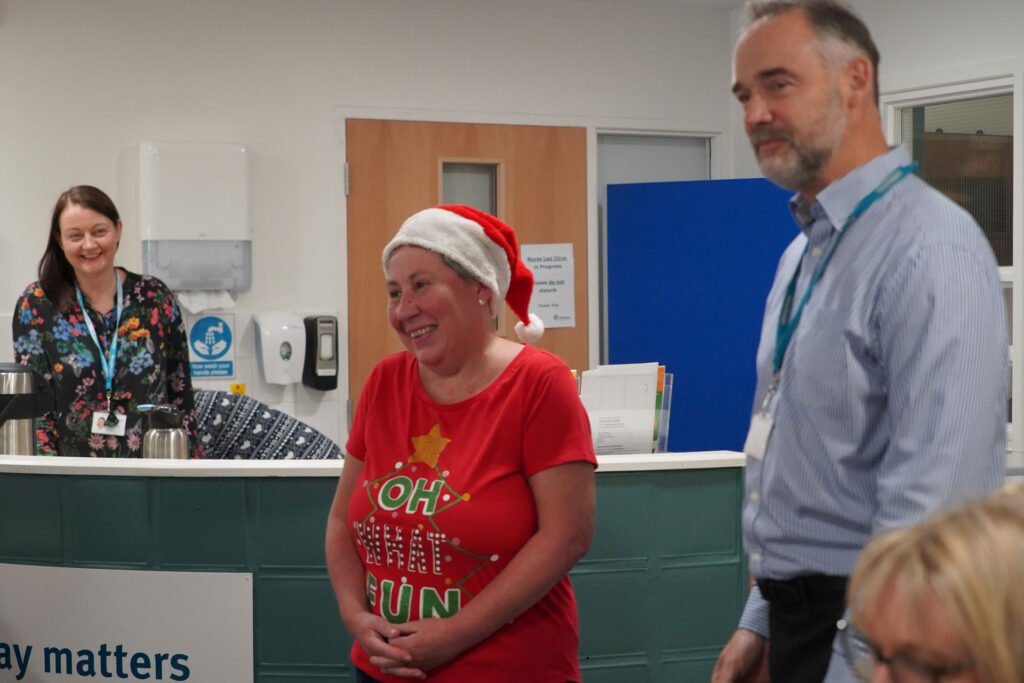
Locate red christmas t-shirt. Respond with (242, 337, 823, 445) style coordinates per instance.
(345, 345, 596, 682)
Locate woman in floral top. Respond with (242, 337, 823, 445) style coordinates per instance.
(11, 185, 201, 457)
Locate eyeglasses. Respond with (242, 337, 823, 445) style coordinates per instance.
(836, 618, 974, 683)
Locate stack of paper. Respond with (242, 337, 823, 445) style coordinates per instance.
(580, 362, 665, 455)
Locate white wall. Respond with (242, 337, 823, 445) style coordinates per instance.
(855, 0, 1024, 81)
(5, 0, 1020, 446)
(728, 0, 1024, 179)
(0, 0, 734, 444)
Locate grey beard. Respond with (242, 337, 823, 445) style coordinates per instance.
(760, 144, 831, 191)
(750, 128, 832, 191)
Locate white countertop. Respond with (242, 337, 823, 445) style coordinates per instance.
(595, 451, 746, 472)
(0, 451, 746, 477)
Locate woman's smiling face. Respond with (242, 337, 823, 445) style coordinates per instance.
(57, 203, 122, 282)
(385, 246, 487, 373)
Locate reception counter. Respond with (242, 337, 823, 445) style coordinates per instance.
(0, 451, 747, 682)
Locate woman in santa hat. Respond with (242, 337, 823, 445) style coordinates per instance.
(326, 205, 596, 682)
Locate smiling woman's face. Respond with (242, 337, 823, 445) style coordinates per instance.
(385, 246, 486, 374)
(57, 203, 122, 282)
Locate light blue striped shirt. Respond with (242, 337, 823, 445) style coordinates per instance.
(738, 146, 1007, 676)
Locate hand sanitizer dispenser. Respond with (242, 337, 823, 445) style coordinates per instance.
(254, 312, 306, 385)
(302, 315, 339, 391)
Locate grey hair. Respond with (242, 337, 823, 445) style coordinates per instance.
(384, 244, 482, 287)
(440, 254, 478, 284)
(740, 0, 880, 107)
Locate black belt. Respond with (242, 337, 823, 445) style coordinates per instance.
(756, 574, 848, 606)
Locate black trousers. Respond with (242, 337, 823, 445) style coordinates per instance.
(355, 669, 383, 683)
(757, 574, 848, 683)
(356, 666, 578, 683)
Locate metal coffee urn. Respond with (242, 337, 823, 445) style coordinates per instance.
(0, 363, 53, 455)
(141, 405, 189, 459)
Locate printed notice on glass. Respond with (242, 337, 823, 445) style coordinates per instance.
(521, 243, 575, 329)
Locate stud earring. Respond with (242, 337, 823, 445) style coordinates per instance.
(478, 299, 486, 306)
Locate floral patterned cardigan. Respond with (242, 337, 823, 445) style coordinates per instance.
(12, 269, 202, 457)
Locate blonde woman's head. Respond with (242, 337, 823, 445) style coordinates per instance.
(846, 486, 1024, 683)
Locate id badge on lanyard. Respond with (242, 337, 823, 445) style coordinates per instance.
(77, 274, 126, 436)
(92, 410, 127, 436)
(743, 375, 777, 461)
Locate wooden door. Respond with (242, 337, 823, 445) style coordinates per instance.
(346, 119, 588, 401)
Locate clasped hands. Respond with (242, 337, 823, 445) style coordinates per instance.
(353, 612, 474, 680)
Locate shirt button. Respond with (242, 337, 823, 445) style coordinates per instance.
(750, 492, 760, 502)
(811, 246, 822, 257)
(751, 552, 762, 563)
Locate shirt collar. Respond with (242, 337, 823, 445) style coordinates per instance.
(788, 145, 912, 238)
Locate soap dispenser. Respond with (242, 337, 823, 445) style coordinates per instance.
(254, 312, 306, 384)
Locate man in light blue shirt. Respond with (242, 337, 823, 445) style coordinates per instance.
(714, 2, 1007, 682)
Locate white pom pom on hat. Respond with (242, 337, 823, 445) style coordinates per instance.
(382, 205, 545, 343)
(514, 312, 545, 345)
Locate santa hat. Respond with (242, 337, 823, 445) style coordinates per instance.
(382, 205, 545, 343)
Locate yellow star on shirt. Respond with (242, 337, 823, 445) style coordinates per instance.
(409, 424, 450, 468)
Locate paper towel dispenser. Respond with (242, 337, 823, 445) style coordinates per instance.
(139, 141, 252, 292)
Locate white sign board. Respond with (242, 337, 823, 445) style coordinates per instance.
(521, 243, 575, 329)
(0, 563, 253, 682)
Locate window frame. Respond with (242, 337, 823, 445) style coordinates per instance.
(881, 68, 1023, 466)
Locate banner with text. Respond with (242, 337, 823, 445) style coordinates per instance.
(0, 563, 253, 681)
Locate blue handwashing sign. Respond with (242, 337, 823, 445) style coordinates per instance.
(188, 315, 235, 378)
(190, 316, 232, 360)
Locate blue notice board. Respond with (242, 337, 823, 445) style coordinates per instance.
(607, 178, 794, 453)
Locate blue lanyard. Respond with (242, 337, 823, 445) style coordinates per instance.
(76, 273, 125, 414)
(773, 163, 916, 375)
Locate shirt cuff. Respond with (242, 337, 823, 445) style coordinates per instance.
(738, 583, 770, 639)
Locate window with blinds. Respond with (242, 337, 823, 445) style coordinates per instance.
(900, 94, 1014, 266)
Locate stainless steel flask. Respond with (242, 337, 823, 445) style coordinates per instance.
(0, 363, 52, 455)
(141, 405, 189, 459)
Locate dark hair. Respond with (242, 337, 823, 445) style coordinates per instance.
(741, 0, 880, 107)
(39, 185, 121, 312)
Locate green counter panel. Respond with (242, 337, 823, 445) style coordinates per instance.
(0, 466, 745, 682)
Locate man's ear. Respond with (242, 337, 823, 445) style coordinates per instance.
(842, 56, 874, 108)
